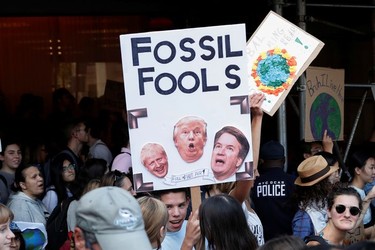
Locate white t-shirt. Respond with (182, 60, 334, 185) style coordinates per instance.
(242, 202, 265, 246)
(161, 220, 191, 250)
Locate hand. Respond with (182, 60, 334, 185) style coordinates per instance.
(249, 92, 265, 118)
(181, 209, 201, 250)
(365, 186, 375, 201)
(322, 129, 333, 153)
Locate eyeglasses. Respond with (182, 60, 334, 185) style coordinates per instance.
(62, 164, 76, 172)
(334, 204, 361, 216)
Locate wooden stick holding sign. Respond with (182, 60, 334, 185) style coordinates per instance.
(190, 186, 202, 213)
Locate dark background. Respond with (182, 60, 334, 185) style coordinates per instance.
(0, 0, 374, 169)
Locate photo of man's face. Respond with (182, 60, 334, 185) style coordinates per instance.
(141, 143, 169, 178)
(173, 116, 207, 163)
(210, 126, 249, 181)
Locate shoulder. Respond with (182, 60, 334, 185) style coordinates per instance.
(293, 209, 312, 223)
(7, 193, 30, 207)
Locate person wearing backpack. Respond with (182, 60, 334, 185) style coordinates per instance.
(305, 186, 362, 247)
(42, 152, 77, 214)
(48, 158, 107, 250)
(86, 118, 113, 167)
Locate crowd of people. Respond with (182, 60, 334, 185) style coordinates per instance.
(0, 87, 374, 250)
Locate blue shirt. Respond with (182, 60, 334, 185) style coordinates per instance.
(292, 209, 314, 240)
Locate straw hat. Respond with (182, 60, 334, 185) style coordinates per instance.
(295, 155, 339, 186)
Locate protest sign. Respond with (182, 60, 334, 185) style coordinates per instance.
(305, 66, 345, 141)
(120, 24, 254, 192)
(247, 10, 325, 116)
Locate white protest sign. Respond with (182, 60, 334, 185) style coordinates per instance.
(120, 24, 254, 192)
(247, 10, 325, 116)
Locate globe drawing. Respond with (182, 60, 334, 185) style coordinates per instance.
(310, 92, 341, 140)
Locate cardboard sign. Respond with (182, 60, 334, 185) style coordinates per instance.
(247, 10, 325, 116)
(305, 66, 345, 141)
(120, 24, 254, 192)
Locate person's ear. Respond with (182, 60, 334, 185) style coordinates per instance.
(354, 166, 362, 175)
(186, 196, 191, 205)
(327, 208, 332, 220)
(19, 182, 27, 190)
(74, 227, 87, 250)
(159, 225, 166, 242)
(0, 154, 4, 161)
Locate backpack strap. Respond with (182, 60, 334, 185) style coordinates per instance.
(304, 235, 329, 245)
(0, 175, 9, 200)
(0, 175, 8, 189)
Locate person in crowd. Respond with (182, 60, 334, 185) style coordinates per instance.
(173, 116, 207, 163)
(7, 164, 48, 226)
(42, 152, 77, 213)
(0, 138, 22, 204)
(9, 221, 25, 250)
(347, 147, 375, 239)
(66, 158, 108, 238)
(100, 169, 136, 196)
(74, 186, 152, 250)
(43, 118, 88, 189)
(203, 181, 265, 246)
(251, 139, 298, 241)
(153, 187, 200, 250)
(301, 130, 334, 160)
(111, 120, 132, 174)
(305, 186, 362, 247)
(199, 193, 258, 250)
(86, 118, 113, 167)
(200, 92, 266, 246)
(292, 155, 339, 240)
(24, 137, 49, 172)
(257, 235, 305, 250)
(315, 151, 342, 184)
(364, 127, 375, 204)
(138, 195, 168, 250)
(0, 203, 15, 250)
(79, 158, 108, 181)
(95, 109, 124, 157)
(210, 125, 250, 181)
(140, 143, 169, 178)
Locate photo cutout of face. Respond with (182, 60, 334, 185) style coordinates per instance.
(140, 143, 169, 178)
(173, 116, 207, 163)
(211, 126, 250, 181)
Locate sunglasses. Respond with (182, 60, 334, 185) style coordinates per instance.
(113, 170, 126, 186)
(334, 204, 361, 216)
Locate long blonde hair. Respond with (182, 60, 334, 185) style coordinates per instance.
(138, 196, 168, 249)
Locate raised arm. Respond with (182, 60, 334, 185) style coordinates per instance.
(230, 92, 265, 203)
(322, 129, 333, 154)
